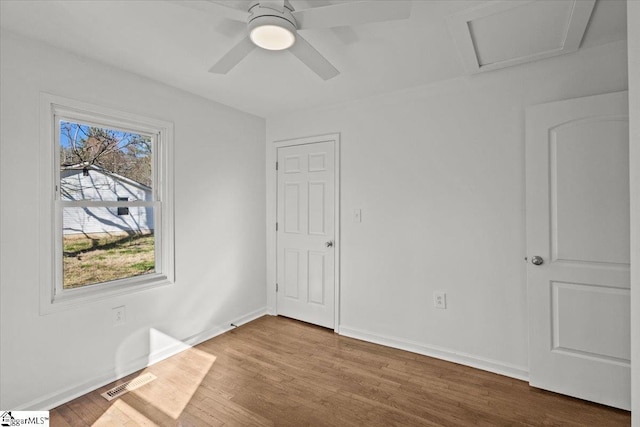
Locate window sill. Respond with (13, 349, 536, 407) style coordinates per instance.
(40, 274, 173, 315)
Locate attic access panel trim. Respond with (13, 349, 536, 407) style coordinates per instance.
(447, 0, 596, 74)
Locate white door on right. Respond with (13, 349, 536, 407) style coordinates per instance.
(526, 91, 630, 410)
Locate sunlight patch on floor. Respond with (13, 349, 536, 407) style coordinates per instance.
(94, 331, 217, 425)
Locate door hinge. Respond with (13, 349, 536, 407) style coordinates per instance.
(276, 283, 279, 292)
(276, 161, 278, 170)
(276, 222, 278, 231)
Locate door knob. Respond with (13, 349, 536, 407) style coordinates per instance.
(531, 256, 544, 266)
(325, 240, 334, 248)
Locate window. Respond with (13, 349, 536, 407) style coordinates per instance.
(40, 94, 174, 311)
(117, 197, 130, 216)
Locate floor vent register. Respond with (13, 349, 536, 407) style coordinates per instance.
(101, 373, 157, 401)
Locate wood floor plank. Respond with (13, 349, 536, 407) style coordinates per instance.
(50, 315, 630, 426)
(48, 409, 74, 427)
(55, 404, 90, 427)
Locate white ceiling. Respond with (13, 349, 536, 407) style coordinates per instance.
(0, 0, 627, 118)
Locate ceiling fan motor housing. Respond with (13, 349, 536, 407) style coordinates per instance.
(248, 1, 298, 35)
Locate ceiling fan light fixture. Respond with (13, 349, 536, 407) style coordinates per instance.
(248, 14, 297, 51)
(250, 24, 295, 50)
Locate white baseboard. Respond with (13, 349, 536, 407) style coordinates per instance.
(339, 325, 529, 382)
(16, 307, 268, 411)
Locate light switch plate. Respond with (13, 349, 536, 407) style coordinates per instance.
(353, 209, 362, 223)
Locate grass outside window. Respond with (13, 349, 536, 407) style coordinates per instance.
(63, 232, 155, 289)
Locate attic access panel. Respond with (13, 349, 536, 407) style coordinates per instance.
(447, 0, 596, 74)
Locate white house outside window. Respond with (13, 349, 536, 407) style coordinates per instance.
(40, 94, 174, 312)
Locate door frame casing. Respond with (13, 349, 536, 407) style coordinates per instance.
(267, 133, 341, 332)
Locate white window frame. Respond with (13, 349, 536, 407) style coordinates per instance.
(39, 93, 174, 314)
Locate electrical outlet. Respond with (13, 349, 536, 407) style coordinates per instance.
(433, 292, 447, 309)
(113, 306, 126, 326)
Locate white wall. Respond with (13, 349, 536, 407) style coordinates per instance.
(266, 40, 628, 377)
(628, 1, 640, 424)
(0, 31, 266, 409)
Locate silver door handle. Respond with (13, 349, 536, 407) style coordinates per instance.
(531, 256, 543, 266)
(325, 240, 334, 248)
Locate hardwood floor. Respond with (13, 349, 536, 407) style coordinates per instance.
(51, 315, 630, 426)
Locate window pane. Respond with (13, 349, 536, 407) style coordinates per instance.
(59, 121, 152, 201)
(62, 207, 155, 289)
(117, 197, 129, 215)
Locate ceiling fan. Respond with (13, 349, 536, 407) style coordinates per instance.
(172, 0, 412, 80)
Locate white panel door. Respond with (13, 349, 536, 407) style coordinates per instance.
(277, 141, 335, 328)
(526, 91, 630, 410)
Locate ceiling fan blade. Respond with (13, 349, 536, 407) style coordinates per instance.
(301, 0, 359, 44)
(331, 26, 359, 44)
(289, 34, 339, 80)
(166, 0, 248, 22)
(209, 36, 256, 74)
(293, 1, 411, 30)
